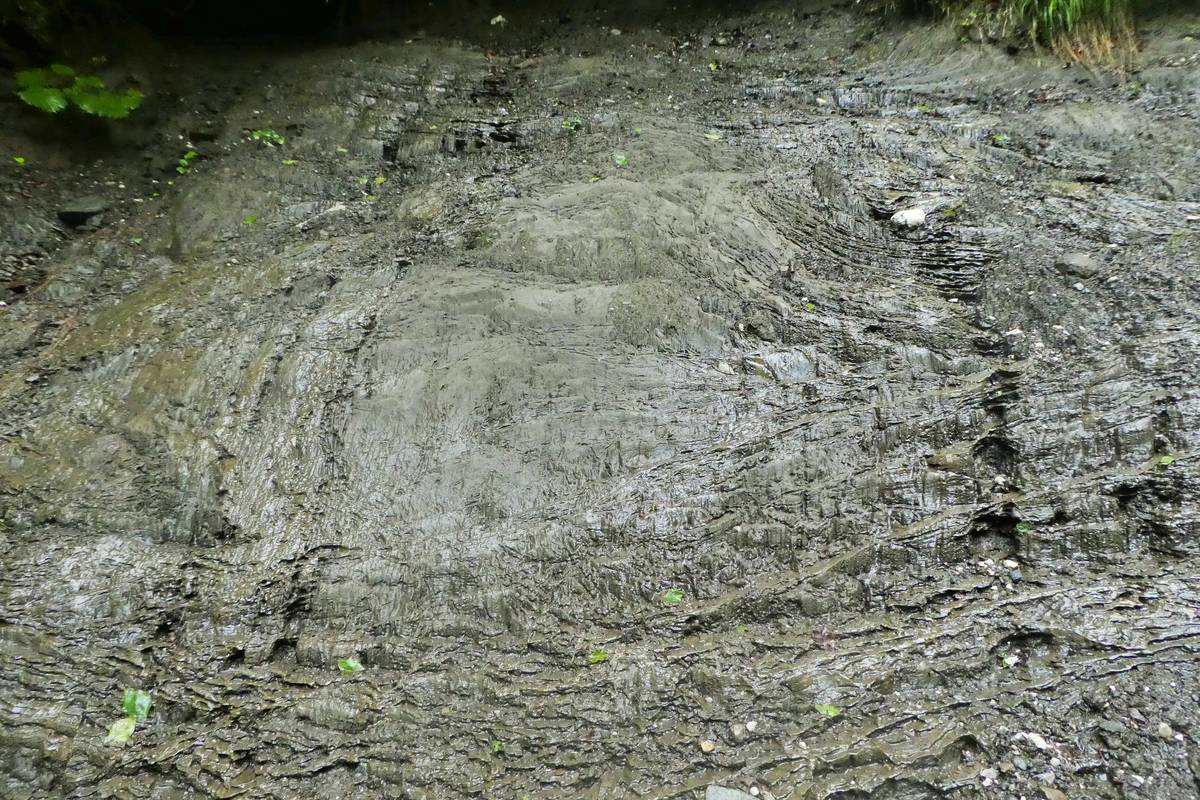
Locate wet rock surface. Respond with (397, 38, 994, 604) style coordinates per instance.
(1, 5, 1199, 799)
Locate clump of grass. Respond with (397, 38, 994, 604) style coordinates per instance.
(900, 0, 1136, 61)
(1013, 0, 1129, 38)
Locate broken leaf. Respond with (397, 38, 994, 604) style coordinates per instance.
(121, 688, 152, 721)
(104, 716, 136, 745)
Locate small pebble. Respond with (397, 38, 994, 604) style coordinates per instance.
(1002, 559, 1019, 569)
(745, 720, 758, 732)
(1014, 755, 1029, 771)
(1043, 788, 1069, 800)
(700, 739, 717, 753)
(1157, 722, 1174, 740)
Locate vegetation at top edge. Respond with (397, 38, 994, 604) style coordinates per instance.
(897, 0, 1134, 39)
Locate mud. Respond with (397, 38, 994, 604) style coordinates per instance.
(1, 3, 1199, 798)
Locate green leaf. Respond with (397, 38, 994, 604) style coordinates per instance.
(662, 588, 685, 606)
(588, 649, 609, 664)
(374, 175, 386, 186)
(104, 716, 136, 745)
(490, 739, 504, 754)
(183, 150, 199, 161)
(18, 86, 68, 113)
(68, 83, 143, 119)
(16, 69, 51, 90)
(281, 159, 300, 165)
(355, 176, 370, 185)
(708, 61, 719, 72)
(1015, 521, 1034, 533)
(814, 703, 842, 718)
(71, 75, 105, 91)
(121, 688, 153, 721)
(242, 215, 257, 225)
(703, 132, 722, 140)
(1158, 455, 1175, 467)
(50, 63, 76, 77)
(611, 150, 629, 167)
(337, 657, 363, 673)
(804, 302, 816, 311)
(13, 156, 25, 166)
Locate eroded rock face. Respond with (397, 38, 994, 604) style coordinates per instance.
(1, 6, 1199, 799)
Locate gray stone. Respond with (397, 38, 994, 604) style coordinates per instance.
(57, 195, 110, 227)
(1099, 719, 1126, 734)
(707, 788, 756, 800)
(891, 207, 926, 228)
(1054, 253, 1101, 279)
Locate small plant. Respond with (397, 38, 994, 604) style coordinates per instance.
(250, 129, 285, 147)
(611, 150, 629, 167)
(1166, 229, 1186, 255)
(490, 739, 505, 754)
(814, 703, 842, 718)
(561, 116, 583, 132)
(991, 132, 1011, 145)
(281, 159, 300, 166)
(662, 588, 685, 606)
(176, 150, 199, 175)
(1158, 455, 1175, 467)
(104, 688, 152, 745)
(1015, 521, 1034, 533)
(16, 64, 142, 119)
(242, 214, 257, 226)
(588, 649, 610, 664)
(337, 657, 364, 673)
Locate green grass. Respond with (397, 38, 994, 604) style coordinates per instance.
(1014, 0, 1129, 36)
